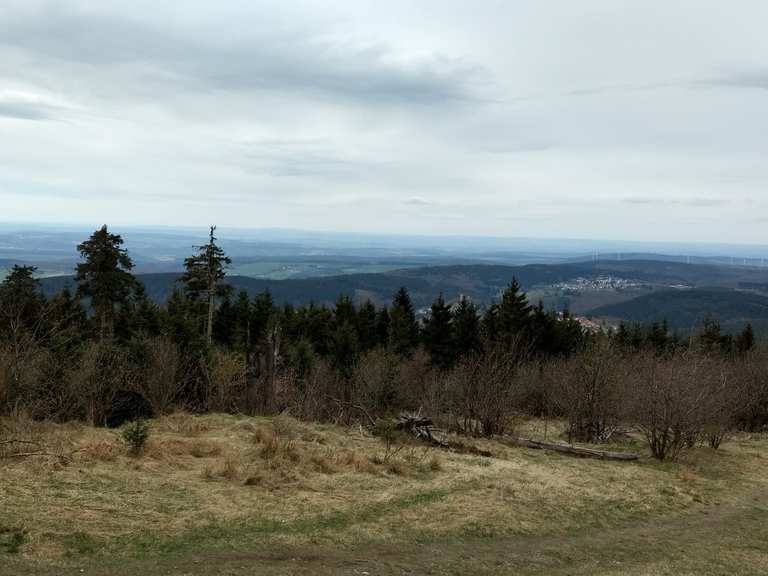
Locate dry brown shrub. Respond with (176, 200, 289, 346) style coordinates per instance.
(207, 351, 246, 413)
(386, 460, 407, 476)
(188, 439, 223, 458)
(252, 424, 275, 445)
(627, 352, 715, 460)
(551, 344, 628, 443)
(447, 349, 521, 437)
(202, 456, 241, 481)
(135, 337, 183, 416)
(310, 453, 337, 474)
(75, 438, 121, 463)
(428, 455, 443, 472)
(272, 413, 301, 440)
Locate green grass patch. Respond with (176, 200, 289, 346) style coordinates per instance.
(0, 526, 27, 554)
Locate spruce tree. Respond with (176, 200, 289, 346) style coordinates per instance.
(736, 323, 755, 355)
(0, 265, 45, 335)
(375, 307, 391, 348)
(388, 287, 419, 357)
(422, 293, 454, 369)
(356, 300, 378, 352)
(179, 226, 232, 345)
(75, 225, 135, 340)
(452, 296, 482, 358)
(495, 277, 532, 348)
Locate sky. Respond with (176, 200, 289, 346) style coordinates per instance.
(2, 1, 768, 243)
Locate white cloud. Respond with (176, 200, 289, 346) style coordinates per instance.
(2, 0, 768, 243)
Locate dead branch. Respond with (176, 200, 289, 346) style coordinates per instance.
(503, 436, 640, 461)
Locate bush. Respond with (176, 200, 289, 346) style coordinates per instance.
(552, 344, 627, 443)
(121, 418, 150, 454)
(627, 352, 712, 461)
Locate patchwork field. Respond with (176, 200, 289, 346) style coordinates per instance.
(2, 414, 767, 575)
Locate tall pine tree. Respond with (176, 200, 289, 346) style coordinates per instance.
(179, 226, 232, 345)
(388, 287, 419, 357)
(75, 225, 135, 340)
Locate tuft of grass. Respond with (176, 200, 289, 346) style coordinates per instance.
(272, 413, 301, 440)
(0, 526, 27, 554)
(63, 531, 102, 556)
(428, 455, 443, 472)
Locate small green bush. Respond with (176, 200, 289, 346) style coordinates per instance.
(122, 419, 150, 454)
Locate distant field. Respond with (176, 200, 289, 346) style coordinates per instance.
(231, 261, 422, 280)
(3, 413, 768, 575)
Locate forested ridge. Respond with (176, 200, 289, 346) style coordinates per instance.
(2, 225, 766, 462)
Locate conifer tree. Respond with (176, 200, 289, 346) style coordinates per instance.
(736, 323, 755, 355)
(75, 225, 135, 340)
(388, 287, 419, 357)
(356, 300, 378, 352)
(422, 293, 454, 369)
(497, 278, 532, 343)
(452, 296, 482, 359)
(375, 307, 391, 347)
(179, 226, 232, 345)
(0, 265, 45, 336)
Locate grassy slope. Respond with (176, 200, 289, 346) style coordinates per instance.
(2, 414, 767, 575)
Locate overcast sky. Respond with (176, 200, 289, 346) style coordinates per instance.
(2, 1, 768, 243)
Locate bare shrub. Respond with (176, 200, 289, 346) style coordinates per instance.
(352, 349, 403, 417)
(551, 344, 627, 443)
(67, 342, 129, 426)
(627, 352, 714, 461)
(272, 412, 301, 440)
(135, 337, 183, 416)
(696, 359, 741, 449)
(207, 350, 246, 413)
(448, 349, 520, 437)
(734, 350, 768, 432)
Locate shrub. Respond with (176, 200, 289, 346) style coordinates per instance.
(135, 337, 183, 416)
(552, 344, 627, 443)
(627, 353, 711, 461)
(121, 418, 150, 454)
(448, 349, 520, 437)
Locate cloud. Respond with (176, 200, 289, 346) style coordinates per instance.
(0, 4, 482, 107)
(622, 196, 726, 207)
(0, 91, 63, 121)
(403, 196, 432, 206)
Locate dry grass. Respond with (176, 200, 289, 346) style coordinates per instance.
(2, 411, 768, 574)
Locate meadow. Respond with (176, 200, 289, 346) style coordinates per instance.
(2, 413, 767, 575)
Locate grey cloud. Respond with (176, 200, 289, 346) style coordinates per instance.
(238, 139, 382, 180)
(403, 196, 432, 206)
(622, 196, 726, 207)
(705, 70, 768, 90)
(0, 5, 482, 107)
(0, 101, 51, 121)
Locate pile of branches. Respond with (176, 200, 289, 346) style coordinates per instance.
(392, 412, 449, 448)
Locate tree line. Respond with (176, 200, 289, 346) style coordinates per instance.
(1, 225, 765, 461)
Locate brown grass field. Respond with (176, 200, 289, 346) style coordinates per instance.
(1, 413, 767, 575)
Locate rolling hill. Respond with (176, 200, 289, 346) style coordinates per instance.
(588, 288, 768, 333)
(38, 260, 768, 316)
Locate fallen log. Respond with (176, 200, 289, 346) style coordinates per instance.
(504, 436, 640, 461)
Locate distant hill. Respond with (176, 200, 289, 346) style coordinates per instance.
(38, 260, 768, 311)
(589, 289, 768, 333)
